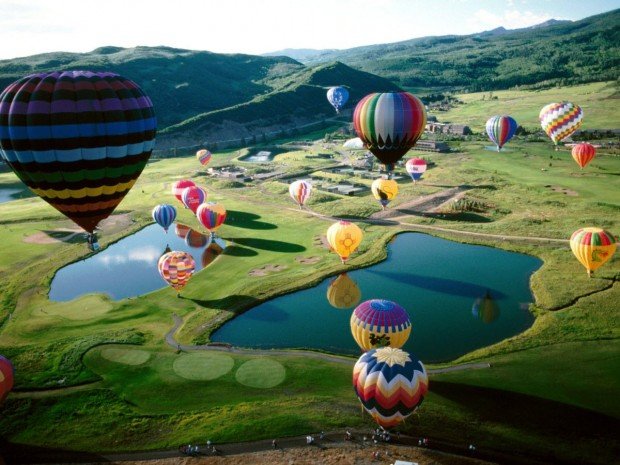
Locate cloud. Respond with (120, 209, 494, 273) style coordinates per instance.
(468, 8, 554, 31)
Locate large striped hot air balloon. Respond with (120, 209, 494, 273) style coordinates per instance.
(539, 102, 583, 145)
(289, 180, 312, 208)
(353, 92, 426, 174)
(350, 299, 411, 351)
(196, 202, 227, 235)
(181, 185, 207, 213)
(570, 227, 617, 277)
(371, 178, 398, 209)
(152, 204, 176, 233)
(326, 86, 349, 113)
(326, 221, 363, 264)
(485, 115, 518, 152)
(171, 179, 196, 205)
(353, 347, 428, 429)
(0, 71, 156, 237)
(571, 143, 596, 169)
(326, 273, 362, 309)
(405, 158, 427, 183)
(157, 251, 195, 295)
(0, 355, 15, 404)
(196, 149, 212, 167)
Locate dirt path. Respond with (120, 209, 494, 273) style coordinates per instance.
(371, 185, 470, 220)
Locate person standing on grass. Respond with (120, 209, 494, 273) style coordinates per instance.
(272, 439, 277, 449)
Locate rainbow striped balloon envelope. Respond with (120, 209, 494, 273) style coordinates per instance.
(353, 347, 428, 429)
(289, 180, 312, 207)
(196, 149, 212, 166)
(196, 202, 227, 234)
(157, 251, 195, 294)
(570, 227, 616, 277)
(485, 115, 518, 151)
(0, 71, 156, 233)
(539, 102, 583, 145)
(0, 354, 14, 404)
(571, 143, 596, 169)
(350, 299, 411, 351)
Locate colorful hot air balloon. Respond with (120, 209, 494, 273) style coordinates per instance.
(353, 347, 428, 429)
(0, 355, 15, 404)
(539, 102, 583, 145)
(405, 158, 427, 183)
(196, 149, 212, 166)
(326, 273, 362, 309)
(289, 180, 312, 208)
(570, 227, 617, 277)
(186, 228, 211, 248)
(152, 204, 176, 233)
(326, 221, 363, 264)
(486, 115, 518, 151)
(0, 71, 156, 236)
(171, 179, 196, 205)
(571, 143, 596, 169)
(175, 223, 191, 239)
(196, 202, 227, 235)
(472, 291, 500, 324)
(181, 185, 207, 213)
(371, 178, 398, 209)
(327, 86, 349, 113)
(157, 251, 195, 295)
(350, 299, 411, 351)
(353, 92, 427, 174)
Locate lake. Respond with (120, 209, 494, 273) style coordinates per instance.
(212, 233, 541, 362)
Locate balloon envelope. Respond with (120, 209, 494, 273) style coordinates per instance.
(571, 143, 596, 169)
(171, 179, 196, 204)
(157, 251, 195, 292)
(405, 158, 427, 182)
(539, 102, 583, 145)
(186, 228, 211, 248)
(327, 86, 349, 113)
(175, 223, 191, 239)
(472, 292, 500, 323)
(371, 178, 398, 207)
(486, 115, 517, 150)
(0, 71, 156, 233)
(196, 149, 212, 166)
(350, 299, 412, 351)
(202, 241, 225, 268)
(353, 92, 426, 171)
(326, 273, 361, 309)
(196, 202, 227, 233)
(289, 180, 312, 207)
(0, 355, 14, 404)
(570, 227, 616, 276)
(181, 185, 207, 213)
(152, 204, 176, 232)
(326, 221, 363, 263)
(353, 347, 428, 429)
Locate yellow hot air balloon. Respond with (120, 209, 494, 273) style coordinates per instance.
(327, 273, 362, 309)
(326, 221, 363, 264)
(371, 178, 398, 209)
(570, 228, 617, 277)
(350, 299, 412, 351)
(472, 291, 500, 324)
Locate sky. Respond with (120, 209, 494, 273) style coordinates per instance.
(0, 0, 617, 60)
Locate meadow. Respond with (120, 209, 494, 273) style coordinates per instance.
(0, 83, 619, 464)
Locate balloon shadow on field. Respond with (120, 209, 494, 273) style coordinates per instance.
(226, 210, 278, 230)
(367, 270, 507, 299)
(222, 245, 259, 257)
(230, 237, 306, 253)
(187, 294, 261, 312)
(40, 230, 86, 244)
(0, 439, 108, 464)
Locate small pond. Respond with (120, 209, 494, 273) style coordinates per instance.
(212, 233, 541, 362)
(49, 223, 225, 301)
(0, 186, 28, 204)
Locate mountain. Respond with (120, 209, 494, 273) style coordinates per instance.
(281, 9, 620, 91)
(262, 48, 339, 62)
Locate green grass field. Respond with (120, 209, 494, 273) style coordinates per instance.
(0, 82, 619, 464)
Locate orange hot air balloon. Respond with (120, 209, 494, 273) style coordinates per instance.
(158, 251, 196, 295)
(570, 227, 617, 277)
(571, 143, 596, 169)
(326, 221, 363, 264)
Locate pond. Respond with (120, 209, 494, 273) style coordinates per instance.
(0, 186, 27, 204)
(49, 223, 225, 301)
(212, 233, 542, 362)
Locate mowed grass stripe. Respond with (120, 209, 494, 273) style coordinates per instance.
(173, 352, 234, 380)
(235, 358, 286, 388)
(100, 347, 151, 365)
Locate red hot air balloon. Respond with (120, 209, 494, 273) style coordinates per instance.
(181, 185, 207, 213)
(0, 355, 14, 404)
(171, 179, 196, 205)
(571, 143, 596, 169)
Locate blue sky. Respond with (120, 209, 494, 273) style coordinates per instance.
(0, 0, 617, 59)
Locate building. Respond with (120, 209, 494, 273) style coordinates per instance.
(425, 122, 472, 136)
(411, 140, 450, 153)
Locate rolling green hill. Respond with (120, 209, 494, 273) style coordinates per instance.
(273, 9, 620, 92)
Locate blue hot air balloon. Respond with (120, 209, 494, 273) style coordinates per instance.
(327, 86, 349, 113)
(486, 115, 518, 152)
(152, 204, 177, 233)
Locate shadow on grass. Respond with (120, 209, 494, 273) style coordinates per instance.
(40, 230, 85, 244)
(230, 238, 306, 253)
(1, 440, 108, 464)
(222, 245, 259, 257)
(226, 210, 278, 230)
(187, 294, 261, 312)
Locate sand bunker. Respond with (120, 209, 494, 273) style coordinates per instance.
(248, 264, 288, 277)
(295, 256, 321, 265)
(547, 185, 578, 196)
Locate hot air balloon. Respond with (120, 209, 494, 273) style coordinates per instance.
(485, 115, 518, 152)
(326, 86, 349, 113)
(186, 228, 211, 248)
(289, 180, 312, 208)
(472, 291, 500, 324)
(570, 227, 617, 277)
(196, 202, 227, 236)
(350, 299, 411, 351)
(353, 347, 428, 429)
(0, 71, 156, 242)
(0, 355, 14, 404)
(152, 204, 176, 233)
(326, 273, 362, 309)
(571, 143, 596, 169)
(539, 102, 583, 146)
(196, 149, 212, 167)
(202, 241, 225, 268)
(405, 158, 427, 183)
(326, 221, 363, 264)
(181, 185, 207, 213)
(171, 179, 196, 205)
(158, 251, 195, 295)
(371, 178, 398, 209)
(353, 92, 426, 175)
(175, 223, 191, 239)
